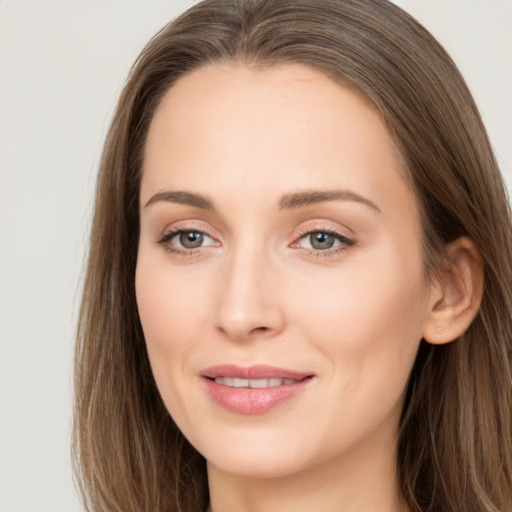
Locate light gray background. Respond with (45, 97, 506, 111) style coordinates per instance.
(1, 1, 511, 511)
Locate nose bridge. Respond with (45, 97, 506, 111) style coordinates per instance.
(214, 235, 284, 340)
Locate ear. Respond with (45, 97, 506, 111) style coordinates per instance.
(422, 236, 484, 345)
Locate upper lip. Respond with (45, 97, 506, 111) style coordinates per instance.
(200, 364, 313, 380)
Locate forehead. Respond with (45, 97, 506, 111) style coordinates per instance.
(145, 62, 388, 159)
(141, 62, 415, 218)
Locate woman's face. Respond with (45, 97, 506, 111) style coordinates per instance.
(136, 63, 436, 478)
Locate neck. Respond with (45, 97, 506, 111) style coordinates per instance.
(206, 429, 408, 512)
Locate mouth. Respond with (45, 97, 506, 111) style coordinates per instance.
(201, 363, 313, 381)
(212, 377, 303, 388)
(200, 365, 315, 414)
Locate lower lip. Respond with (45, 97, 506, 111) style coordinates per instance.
(203, 377, 313, 414)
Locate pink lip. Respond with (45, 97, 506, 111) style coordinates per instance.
(201, 364, 312, 380)
(201, 365, 315, 415)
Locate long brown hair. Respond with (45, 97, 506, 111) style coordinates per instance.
(73, 1, 512, 510)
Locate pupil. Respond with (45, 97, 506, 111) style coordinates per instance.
(180, 231, 203, 248)
(311, 232, 335, 250)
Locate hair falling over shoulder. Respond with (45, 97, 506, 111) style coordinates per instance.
(73, 0, 512, 510)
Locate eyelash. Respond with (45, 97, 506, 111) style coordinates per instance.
(157, 227, 213, 257)
(293, 227, 355, 258)
(156, 226, 355, 258)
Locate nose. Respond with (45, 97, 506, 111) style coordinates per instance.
(213, 246, 286, 342)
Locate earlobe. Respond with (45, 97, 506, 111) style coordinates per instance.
(422, 237, 484, 345)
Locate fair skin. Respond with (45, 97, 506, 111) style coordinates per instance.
(136, 63, 482, 512)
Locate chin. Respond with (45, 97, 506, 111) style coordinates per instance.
(206, 449, 307, 479)
(192, 424, 322, 479)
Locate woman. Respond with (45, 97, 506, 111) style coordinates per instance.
(73, 0, 512, 510)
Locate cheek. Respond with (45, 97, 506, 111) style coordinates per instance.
(136, 257, 211, 347)
(135, 257, 216, 437)
(287, 247, 428, 388)
(135, 255, 214, 407)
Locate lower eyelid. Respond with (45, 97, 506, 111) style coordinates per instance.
(305, 246, 351, 259)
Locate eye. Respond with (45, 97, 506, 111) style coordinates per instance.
(294, 229, 354, 253)
(175, 231, 209, 249)
(158, 228, 218, 252)
(303, 232, 340, 250)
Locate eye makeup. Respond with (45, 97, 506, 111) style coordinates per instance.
(292, 227, 355, 258)
(155, 220, 356, 260)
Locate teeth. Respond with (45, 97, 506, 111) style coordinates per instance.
(251, 378, 280, 388)
(234, 378, 249, 387)
(214, 377, 299, 388)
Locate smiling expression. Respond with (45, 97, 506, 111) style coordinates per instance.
(135, 63, 435, 478)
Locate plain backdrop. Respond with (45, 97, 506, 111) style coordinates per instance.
(0, 1, 511, 511)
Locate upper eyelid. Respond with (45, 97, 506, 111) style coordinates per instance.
(159, 224, 350, 238)
(294, 222, 354, 239)
(156, 221, 355, 245)
(159, 220, 218, 238)
(293, 229, 354, 248)
(296, 226, 347, 237)
(159, 227, 216, 243)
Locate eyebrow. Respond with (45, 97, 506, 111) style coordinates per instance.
(144, 190, 214, 210)
(144, 188, 380, 213)
(278, 190, 381, 212)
